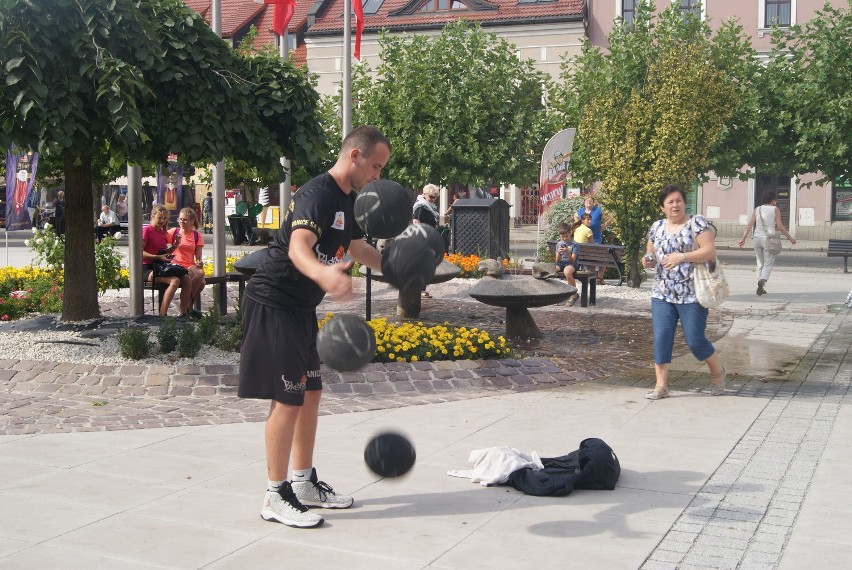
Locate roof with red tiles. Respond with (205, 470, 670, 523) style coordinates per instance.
(182, 1, 314, 36)
(307, 0, 585, 34)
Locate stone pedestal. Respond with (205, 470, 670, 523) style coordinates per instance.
(468, 276, 576, 339)
(362, 260, 461, 318)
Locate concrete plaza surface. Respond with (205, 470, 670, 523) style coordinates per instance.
(1, 238, 852, 568)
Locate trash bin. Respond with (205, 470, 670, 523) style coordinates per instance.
(228, 200, 259, 245)
(450, 198, 511, 259)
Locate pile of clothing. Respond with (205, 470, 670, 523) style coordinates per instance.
(448, 438, 620, 496)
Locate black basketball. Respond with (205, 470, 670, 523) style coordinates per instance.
(317, 314, 377, 372)
(364, 432, 416, 478)
(381, 224, 440, 293)
(354, 180, 411, 239)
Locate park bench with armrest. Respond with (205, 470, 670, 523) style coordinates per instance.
(827, 239, 852, 273)
(569, 243, 626, 307)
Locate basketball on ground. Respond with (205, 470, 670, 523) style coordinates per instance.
(317, 314, 376, 372)
(364, 432, 416, 478)
(354, 179, 411, 239)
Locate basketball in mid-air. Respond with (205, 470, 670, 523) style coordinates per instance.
(354, 179, 411, 239)
(317, 314, 376, 372)
(364, 432, 416, 478)
(380, 224, 441, 293)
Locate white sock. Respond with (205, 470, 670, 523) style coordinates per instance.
(268, 479, 285, 492)
(291, 468, 313, 482)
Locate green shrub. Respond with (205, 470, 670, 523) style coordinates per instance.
(214, 320, 243, 352)
(157, 317, 178, 353)
(116, 327, 151, 360)
(536, 196, 585, 261)
(178, 324, 203, 358)
(196, 311, 221, 345)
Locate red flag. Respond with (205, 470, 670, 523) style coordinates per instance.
(354, 0, 364, 60)
(257, 0, 296, 37)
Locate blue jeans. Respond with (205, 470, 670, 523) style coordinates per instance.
(651, 297, 715, 364)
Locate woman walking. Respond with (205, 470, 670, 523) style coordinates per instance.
(642, 184, 727, 400)
(737, 190, 796, 295)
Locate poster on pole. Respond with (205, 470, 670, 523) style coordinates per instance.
(538, 128, 575, 228)
(156, 157, 183, 221)
(5, 146, 39, 231)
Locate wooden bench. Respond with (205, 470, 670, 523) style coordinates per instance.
(194, 272, 247, 315)
(572, 243, 626, 307)
(827, 239, 852, 273)
(147, 272, 247, 316)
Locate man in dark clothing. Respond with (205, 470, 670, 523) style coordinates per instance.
(239, 126, 389, 528)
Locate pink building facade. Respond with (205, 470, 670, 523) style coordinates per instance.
(588, 0, 850, 240)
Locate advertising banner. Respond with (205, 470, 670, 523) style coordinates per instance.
(5, 146, 39, 231)
(538, 128, 575, 220)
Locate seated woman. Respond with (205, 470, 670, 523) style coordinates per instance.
(142, 205, 192, 317)
(169, 207, 206, 318)
(559, 213, 593, 307)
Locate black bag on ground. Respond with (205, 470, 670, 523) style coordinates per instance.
(152, 260, 188, 278)
(507, 438, 620, 497)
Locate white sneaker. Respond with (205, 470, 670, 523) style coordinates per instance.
(260, 482, 324, 528)
(292, 468, 354, 509)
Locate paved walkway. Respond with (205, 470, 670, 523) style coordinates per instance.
(1, 250, 851, 568)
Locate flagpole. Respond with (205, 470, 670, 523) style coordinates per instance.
(342, 0, 352, 138)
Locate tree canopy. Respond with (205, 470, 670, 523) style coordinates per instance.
(551, 5, 745, 285)
(0, 0, 325, 320)
(350, 20, 549, 190)
(763, 1, 852, 183)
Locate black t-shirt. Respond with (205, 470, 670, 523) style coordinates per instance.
(245, 172, 364, 310)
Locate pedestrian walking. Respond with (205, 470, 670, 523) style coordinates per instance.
(737, 190, 796, 295)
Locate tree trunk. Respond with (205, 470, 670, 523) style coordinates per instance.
(61, 151, 101, 321)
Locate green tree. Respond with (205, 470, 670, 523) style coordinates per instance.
(764, 1, 852, 183)
(0, 0, 324, 320)
(551, 5, 745, 285)
(350, 20, 549, 189)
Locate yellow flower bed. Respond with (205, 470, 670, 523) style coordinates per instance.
(202, 255, 243, 276)
(319, 313, 510, 363)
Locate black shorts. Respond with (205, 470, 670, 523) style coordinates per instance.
(238, 296, 321, 405)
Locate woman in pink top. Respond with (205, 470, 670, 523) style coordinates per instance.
(142, 205, 192, 317)
(169, 207, 206, 318)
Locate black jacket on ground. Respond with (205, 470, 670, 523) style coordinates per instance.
(507, 438, 620, 496)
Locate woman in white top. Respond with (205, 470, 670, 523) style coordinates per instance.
(738, 190, 796, 295)
(258, 186, 270, 228)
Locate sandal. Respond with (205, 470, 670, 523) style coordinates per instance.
(422, 291, 432, 299)
(710, 366, 727, 396)
(645, 387, 669, 400)
(566, 292, 580, 307)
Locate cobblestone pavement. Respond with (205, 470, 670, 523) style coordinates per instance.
(641, 311, 852, 569)
(1, 274, 735, 436)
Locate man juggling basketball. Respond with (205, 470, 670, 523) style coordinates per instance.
(239, 126, 391, 528)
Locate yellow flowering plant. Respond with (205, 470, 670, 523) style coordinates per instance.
(319, 313, 510, 363)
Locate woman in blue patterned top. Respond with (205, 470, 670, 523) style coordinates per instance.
(641, 184, 727, 400)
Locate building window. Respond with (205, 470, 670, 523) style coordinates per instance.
(418, 0, 468, 12)
(620, 0, 636, 26)
(765, 0, 792, 27)
(679, 0, 701, 18)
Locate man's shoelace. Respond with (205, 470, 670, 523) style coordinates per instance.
(279, 485, 310, 512)
(314, 480, 335, 501)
